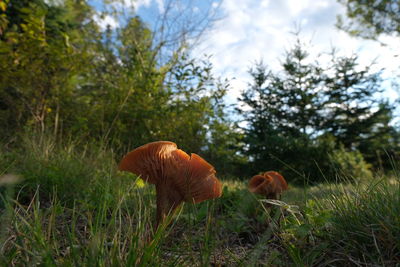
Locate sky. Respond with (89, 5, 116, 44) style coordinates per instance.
(90, 0, 400, 107)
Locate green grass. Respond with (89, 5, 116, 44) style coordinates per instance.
(1, 136, 399, 266)
(324, 175, 400, 265)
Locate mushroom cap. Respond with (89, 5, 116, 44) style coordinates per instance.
(248, 174, 273, 195)
(175, 152, 222, 203)
(248, 171, 288, 197)
(118, 141, 222, 203)
(263, 171, 288, 192)
(118, 141, 178, 184)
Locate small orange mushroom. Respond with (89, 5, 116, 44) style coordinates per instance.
(248, 171, 288, 200)
(118, 141, 222, 227)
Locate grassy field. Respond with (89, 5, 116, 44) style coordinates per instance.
(1, 137, 399, 266)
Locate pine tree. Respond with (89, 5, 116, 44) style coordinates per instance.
(238, 41, 326, 180)
(322, 53, 397, 166)
(238, 39, 397, 181)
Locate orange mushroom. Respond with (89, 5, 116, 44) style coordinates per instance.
(118, 141, 222, 227)
(248, 171, 288, 200)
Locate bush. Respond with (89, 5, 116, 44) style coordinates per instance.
(329, 145, 372, 182)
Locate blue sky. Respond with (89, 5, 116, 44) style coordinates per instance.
(89, 0, 399, 109)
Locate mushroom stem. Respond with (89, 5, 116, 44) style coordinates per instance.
(155, 183, 183, 228)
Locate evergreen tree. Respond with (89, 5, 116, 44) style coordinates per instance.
(238, 40, 397, 182)
(237, 61, 281, 167)
(276, 40, 324, 136)
(322, 53, 397, 166)
(238, 41, 327, 181)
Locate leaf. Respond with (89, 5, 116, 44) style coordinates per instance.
(0, 2, 7, 12)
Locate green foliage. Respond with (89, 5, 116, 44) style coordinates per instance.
(329, 145, 373, 182)
(237, 40, 330, 182)
(206, 122, 248, 177)
(0, 0, 9, 34)
(321, 53, 397, 158)
(0, 0, 96, 136)
(0, 0, 241, 175)
(238, 38, 397, 183)
(280, 200, 331, 267)
(216, 185, 261, 234)
(337, 0, 400, 39)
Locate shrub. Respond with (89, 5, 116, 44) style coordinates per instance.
(329, 145, 372, 182)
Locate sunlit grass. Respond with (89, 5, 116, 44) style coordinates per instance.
(324, 175, 400, 265)
(1, 136, 399, 266)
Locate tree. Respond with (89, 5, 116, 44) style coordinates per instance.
(98, 0, 221, 68)
(322, 52, 398, 167)
(336, 0, 400, 168)
(337, 0, 400, 39)
(238, 40, 397, 182)
(274, 40, 324, 136)
(162, 54, 231, 153)
(0, 0, 97, 137)
(237, 41, 326, 181)
(0, 0, 242, 177)
(237, 62, 283, 172)
(322, 54, 382, 146)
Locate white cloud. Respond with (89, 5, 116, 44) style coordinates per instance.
(93, 13, 119, 30)
(193, 0, 399, 104)
(122, 0, 152, 9)
(287, 0, 310, 16)
(114, 0, 164, 13)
